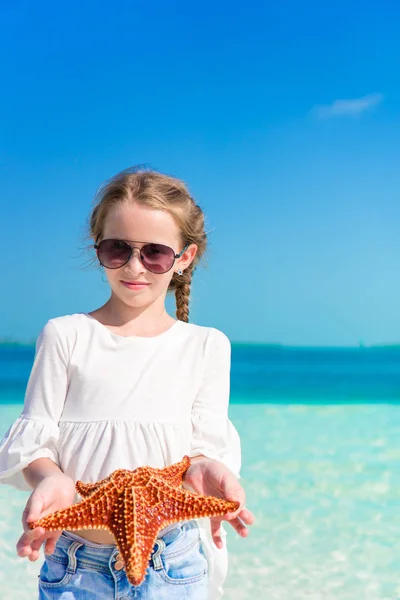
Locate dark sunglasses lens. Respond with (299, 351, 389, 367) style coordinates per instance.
(141, 244, 175, 273)
(98, 240, 131, 268)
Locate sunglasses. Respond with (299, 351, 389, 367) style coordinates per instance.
(94, 238, 189, 274)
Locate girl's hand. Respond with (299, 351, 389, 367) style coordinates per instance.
(183, 457, 255, 548)
(17, 473, 76, 561)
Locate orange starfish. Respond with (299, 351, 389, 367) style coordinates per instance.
(29, 456, 239, 586)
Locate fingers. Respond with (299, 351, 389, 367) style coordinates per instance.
(222, 505, 256, 540)
(241, 507, 255, 525)
(18, 491, 48, 559)
(16, 528, 60, 561)
(227, 515, 249, 538)
(17, 526, 45, 550)
(211, 511, 253, 548)
(220, 472, 246, 515)
(22, 492, 44, 532)
(226, 507, 255, 525)
(44, 532, 61, 556)
(210, 518, 224, 549)
(224, 493, 246, 521)
(27, 538, 42, 562)
(214, 472, 255, 543)
(222, 477, 255, 526)
(18, 487, 65, 561)
(16, 527, 46, 559)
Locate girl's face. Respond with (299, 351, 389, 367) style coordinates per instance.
(99, 202, 196, 312)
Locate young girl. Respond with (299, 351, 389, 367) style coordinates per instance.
(0, 166, 254, 599)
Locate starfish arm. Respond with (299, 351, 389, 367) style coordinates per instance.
(29, 482, 119, 533)
(109, 477, 239, 587)
(76, 476, 112, 498)
(131, 456, 191, 490)
(76, 468, 129, 498)
(146, 477, 240, 527)
(107, 487, 159, 587)
(150, 455, 191, 487)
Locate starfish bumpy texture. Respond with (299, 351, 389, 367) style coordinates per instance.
(29, 456, 239, 586)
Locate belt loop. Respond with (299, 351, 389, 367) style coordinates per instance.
(152, 539, 166, 571)
(66, 541, 83, 575)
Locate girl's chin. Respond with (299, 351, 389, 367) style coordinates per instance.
(111, 290, 151, 304)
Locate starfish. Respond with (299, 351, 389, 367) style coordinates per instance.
(29, 456, 239, 586)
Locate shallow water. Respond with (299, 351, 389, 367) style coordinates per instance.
(2, 401, 400, 599)
(1, 343, 400, 598)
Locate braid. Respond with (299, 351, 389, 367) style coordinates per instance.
(174, 269, 193, 322)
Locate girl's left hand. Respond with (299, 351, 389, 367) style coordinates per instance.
(183, 457, 255, 548)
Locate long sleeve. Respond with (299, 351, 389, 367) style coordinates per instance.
(0, 320, 69, 491)
(189, 329, 241, 479)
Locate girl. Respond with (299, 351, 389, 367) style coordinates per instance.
(0, 166, 254, 599)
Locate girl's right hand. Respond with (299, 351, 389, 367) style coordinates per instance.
(17, 473, 76, 561)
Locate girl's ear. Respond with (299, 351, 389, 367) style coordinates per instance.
(177, 244, 198, 271)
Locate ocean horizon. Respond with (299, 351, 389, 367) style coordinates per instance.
(1, 343, 399, 598)
(1, 343, 400, 404)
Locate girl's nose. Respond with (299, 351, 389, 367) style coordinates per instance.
(125, 248, 146, 272)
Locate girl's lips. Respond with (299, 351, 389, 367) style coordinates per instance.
(121, 281, 149, 289)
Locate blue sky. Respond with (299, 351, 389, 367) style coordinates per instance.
(1, 0, 399, 346)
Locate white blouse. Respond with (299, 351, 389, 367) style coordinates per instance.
(0, 312, 241, 599)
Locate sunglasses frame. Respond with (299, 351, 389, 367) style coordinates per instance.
(94, 238, 189, 273)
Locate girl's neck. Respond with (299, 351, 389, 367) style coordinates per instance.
(89, 301, 176, 338)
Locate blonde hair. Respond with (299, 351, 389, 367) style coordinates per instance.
(85, 165, 207, 322)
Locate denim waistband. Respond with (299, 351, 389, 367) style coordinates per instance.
(57, 520, 198, 570)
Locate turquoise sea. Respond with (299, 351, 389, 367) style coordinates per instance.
(1, 343, 400, 599)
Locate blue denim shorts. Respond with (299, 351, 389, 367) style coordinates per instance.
(38, 520, 208, 599)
